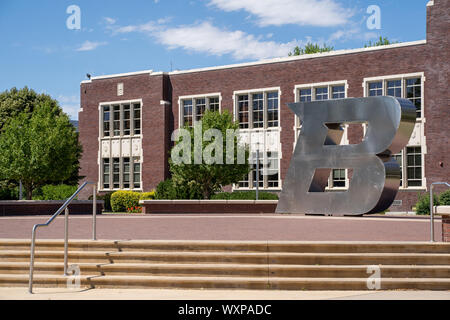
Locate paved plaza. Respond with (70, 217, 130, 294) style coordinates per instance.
(0, 214, 441, 241)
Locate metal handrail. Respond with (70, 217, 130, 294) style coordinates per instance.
(28, 181, 97, 293)
(430, 182, 450, 242)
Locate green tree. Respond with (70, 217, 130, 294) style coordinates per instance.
(169, 110, 250, 199)
(0, 87, 62, 132)
(0, 103, 82, 199)
(364, 36, 399, 48)
(288, 42, 334, 56)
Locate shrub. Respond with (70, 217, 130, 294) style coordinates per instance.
(110, 191, 141, 212)
(33, 184, 78, 200)
(415, 193, 439, 215)
(140, 191, 156, 200)
(89, 192, 113, 212)
(211, 191, 279, 200)
(155, 179, 176, 200)
(155, 179, 203, 200)
(439, 190, 450, 206)
(0, 185, 18, 200)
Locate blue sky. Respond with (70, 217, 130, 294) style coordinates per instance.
(0, 0, 428, 120)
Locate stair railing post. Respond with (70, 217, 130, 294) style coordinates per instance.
(64, 208, 69, 275)
(430, 184, 434, 243)
(28, 226, 37, 294)
(92, 184, 97, 241)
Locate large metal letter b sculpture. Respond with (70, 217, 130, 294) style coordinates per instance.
(276, 96, 416, 215)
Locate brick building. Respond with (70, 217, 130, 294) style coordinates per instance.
(78, 0, 449, 212)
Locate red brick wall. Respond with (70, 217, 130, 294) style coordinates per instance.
(443, 215, 450, 242)
(79, 1, 449, 212)
(78, 73, 169, 199)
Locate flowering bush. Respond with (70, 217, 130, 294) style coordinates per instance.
(126, 206, 143, 214)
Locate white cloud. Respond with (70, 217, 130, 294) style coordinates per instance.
(76, 40, 107, 51)
(57, 95, 80, 120)
(103, 17, 116, 25)
(154, 22, 302, 60)
(105, 19, 309, 60)
(208, 0, 353, 27)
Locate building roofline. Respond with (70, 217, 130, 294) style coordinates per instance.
(80, 40, 426, 83)
(80, 69, 153, 84)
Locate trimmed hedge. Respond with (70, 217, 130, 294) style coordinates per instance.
(211, 191, 278, 200)
(33, 184, 78, 200)
(140, 191, 156, 200)
(110, 191, 141, 212)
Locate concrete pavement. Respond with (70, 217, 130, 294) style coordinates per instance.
(0, 287, 449, 300)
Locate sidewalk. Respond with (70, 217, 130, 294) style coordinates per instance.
(1, 288, 449, 300)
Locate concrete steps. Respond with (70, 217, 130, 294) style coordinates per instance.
(0, 239, 449, 291)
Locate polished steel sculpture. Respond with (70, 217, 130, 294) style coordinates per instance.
(276, 96, 416, 215)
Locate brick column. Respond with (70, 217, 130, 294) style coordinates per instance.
(442, 215, 450, 242)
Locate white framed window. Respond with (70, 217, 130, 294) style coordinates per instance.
(100, 100, 142, 138)
(101, 156, 141, 191)
(393, 146, 424, 189)
(233, 88, 280, 130)
(364, 72, 425, 119)
(364, 72, 426, 189)
(294, 80, 348, 140)
(236, 150, 280, 190)
(293, 81, 349, 190)
(178, 93, 222, 128)
(233, 88, 281, 191)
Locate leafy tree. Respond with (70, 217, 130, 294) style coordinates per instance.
(0, 103, 82, 199)
(288, 43, 334, 56)
(169, 110, 250, 199)
(364, 36, 399, 48)
(0, 87, 82, 190)
(0, 87, 62, 132)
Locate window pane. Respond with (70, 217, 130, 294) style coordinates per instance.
(267, 151, 279, 188)
(209, 97, 220, 112)
(113, 158, 120, 189)
(315, 87, 328, 100)
(252, 93, 264, 128)
(183, 99, 193, 127)
(251, 152, 264, 188)
(123, 157, 130, 189)
(406, 146, 422, 187)
(267, 92, 278, 127)
(332, 169, 346, 187)
(133, 103, 141, 135)
(332, 86, 345, 99)
(113, 105, 121, 136)
(299, 88, 312, 102)
(238, 95, 249, 129)
(123, 105, 131, 136)
(406, 78, 422, 118)
(387, 80, 402, 98)
(195, 98, 206, 121)
(103, 106, 110, 137)
(133, 162, 141, 189)
(369, 82, 383, 96)
(103, 159, 110, 189)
